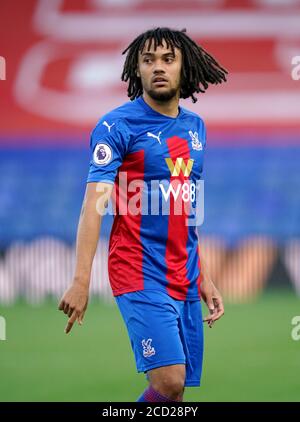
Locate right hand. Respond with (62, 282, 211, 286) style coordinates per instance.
(58, 282, 89, 334)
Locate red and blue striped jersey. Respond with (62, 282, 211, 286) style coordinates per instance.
(87, 96, 206, 301)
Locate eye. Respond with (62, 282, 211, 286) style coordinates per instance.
(165, 56, 174, 63)
(143, 58, 152, 63)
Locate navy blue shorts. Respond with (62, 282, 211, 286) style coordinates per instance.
(115, 290, 204, 387)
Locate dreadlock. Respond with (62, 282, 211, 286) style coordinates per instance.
(121, 27, 228, 103)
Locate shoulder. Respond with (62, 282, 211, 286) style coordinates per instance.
(93, 99, 141, 135)
(90, 100, 142, 150)
(180, 106, 206, 127)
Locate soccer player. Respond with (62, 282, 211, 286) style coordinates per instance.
(58, 27, 227, 402)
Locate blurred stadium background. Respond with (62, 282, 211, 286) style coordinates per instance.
(0, 0, 300, 402)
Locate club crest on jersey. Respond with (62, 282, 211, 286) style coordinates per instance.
(189, 131, 203, 151)
(93, 143, 112, 166)
(142, 338, 155, 358)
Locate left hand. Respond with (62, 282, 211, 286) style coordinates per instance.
(200, 279, 224, 328)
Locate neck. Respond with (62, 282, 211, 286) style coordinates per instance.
(143, 92, 180, 118)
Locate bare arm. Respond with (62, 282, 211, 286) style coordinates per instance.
(58, 182, 114, 334)
(199, 250, 225, 328)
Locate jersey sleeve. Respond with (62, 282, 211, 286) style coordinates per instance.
(86, 118, 130, 184)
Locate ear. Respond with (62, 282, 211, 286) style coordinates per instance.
(136, 67, 140, 78)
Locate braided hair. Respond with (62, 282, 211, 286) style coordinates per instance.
(121, 27, 228, 103)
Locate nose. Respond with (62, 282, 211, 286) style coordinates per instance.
(153, 60, 166, 74)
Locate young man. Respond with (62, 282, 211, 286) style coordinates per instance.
(58, 28, 227, 402)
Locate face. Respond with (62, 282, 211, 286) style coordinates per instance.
(137, 39, 182, 102)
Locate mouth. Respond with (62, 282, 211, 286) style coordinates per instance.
(152, 77, 168, 86)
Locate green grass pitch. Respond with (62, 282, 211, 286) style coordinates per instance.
(0, 289, 299, 402)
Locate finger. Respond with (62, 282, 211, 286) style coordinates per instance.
(207, 303, 215, 314)
(211, 310, 225, 323)
(65, 314, 76, 334)
(68, 306, 75, 318)
(210, 298, 225, 322)
(208, 309, 224, 324)
(204, 309, 222, 325)
(203, 317, 214, 327)
(203, 306, 217, 322)
(65, 311, 78, 334)
(203, 316, 213, 322)
(58, 300, 65, 311)
(78, 311, 85, 325)
(214, 297, 224, 314)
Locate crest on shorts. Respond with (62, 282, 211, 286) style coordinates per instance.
(142, 338, 156, 358)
